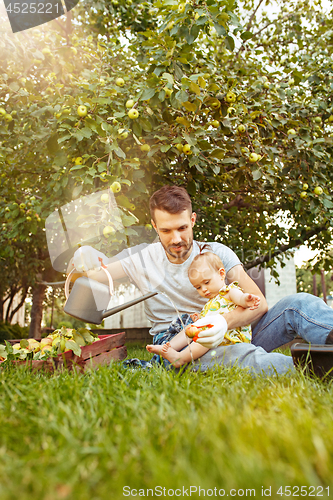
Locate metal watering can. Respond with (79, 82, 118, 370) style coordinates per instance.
(64, 264, 157, 325)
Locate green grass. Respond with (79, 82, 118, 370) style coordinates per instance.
(0, 346, 332, 500)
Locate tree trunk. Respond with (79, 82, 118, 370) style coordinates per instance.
(29, 283, 47, 338)
(29, 266, 59, 338)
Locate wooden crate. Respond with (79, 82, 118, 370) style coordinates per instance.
(1, 333, 127, 372)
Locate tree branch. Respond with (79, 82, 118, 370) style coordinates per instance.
(244, 224, 330, 270)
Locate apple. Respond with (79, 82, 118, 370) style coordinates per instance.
(110, 181, 121, 193)
(77, 105, 88, 117)
(101, 193, 109, 203)
(194, 12, 201, 20)
(27, 339, 40, 352)
(176, 144, 183, 153)
(0, 108, 6, 116)
(128, 108, 139, 119)
(20, 203, 26, 209)
(4, 114, 13, 122)
(237, 124, 246, 133)
(302, 183, 308, 190)
(263, 82, 270, 89)
(126, 99, 134, 108)
(287, 128, 296, 135)
(62, 107, 71, 115)
(163, 87, 173, 98)
(225, 91, 236, 103)
(140, 144, 151, 152)
(313, 186, 323, 195)
(249, 153, 259, 163)
(12, 343, 21, 350)
(75, 157, 83, 165)
(300, 191, 308, 199)
(185, 325, 200, 338)
(129, 204, 136, 211)
(314, 116, 321, 124)
(178, 2, 186, 13)
(116, 77, 125, 87)
(103, 226, 115, 237)
(328, 115, 333, 122)
(118, 129, 129, 139)
(42, 47, 51, 56)
(241, 147, 249, 154)
(211, 120, 220, 128)
(183, 144, 192, 155)
(227, 107, 236, 114)
(145, 223, 153, 230)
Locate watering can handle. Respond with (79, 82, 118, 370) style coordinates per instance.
(65, 257, 114, 300)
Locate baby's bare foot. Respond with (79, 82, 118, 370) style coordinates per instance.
(146, 344, 164, 354)
(160, 343, 184, 368)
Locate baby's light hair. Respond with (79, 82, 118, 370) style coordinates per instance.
(188, 244, 224, 282)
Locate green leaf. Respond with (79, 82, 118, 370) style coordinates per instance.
(210, 149, 225, 159)
(225, 35, 235, 51)
(47, 134, 60, 154)
(240, 31, 253, 41)
(162, 73, 174, 86)
(182, 101, 197, 112)
(140, 88, 156, 101)
(160, 144, 171, 152)
(252, 170, 262, 180)
(65, 340, 82, 357)
(213, 23, 227, 37)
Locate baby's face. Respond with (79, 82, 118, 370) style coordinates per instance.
(189, 264, 225, 299)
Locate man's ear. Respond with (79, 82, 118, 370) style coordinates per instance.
(191, 212, 197, 227)
(151, 219, 158, 232)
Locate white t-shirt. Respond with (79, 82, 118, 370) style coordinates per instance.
(116, 241, 241, 335)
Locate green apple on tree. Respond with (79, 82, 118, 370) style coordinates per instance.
(101, 193, 109, 203)
(103, 226, 115, 237)
(183, 144, 192, 155)
(176, 144, 183, 153)
(313, 186, 323, 195)
(0, 108, 6, 116)
(249, 153, 259, 163)
(288, 129, 296, 135)
(302, 183, 309, 190)
(110, 181, 121, 193)
(116, 77, 125, 87)
(4, 114, 13, 122)
(300, 191, 308, 199)
(140, 144, 151, 152)
(77, 105, 88, 117)
(237, 124, 246, 133)
(225, 92, 236, 103)
(126, 99, 134, 108)
(163, 87, 173, 98)
(118, 129, 129, 139)
(211, 120, 220, 128)
(128, 108, 139, 119)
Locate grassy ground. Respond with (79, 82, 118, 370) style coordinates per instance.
(0, 345, 332, 500)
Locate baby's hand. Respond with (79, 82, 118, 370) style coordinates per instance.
(244, 293, 260, 310)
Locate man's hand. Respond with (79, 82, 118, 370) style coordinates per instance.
(193, 315, 228, 349)
(73, 246, 108, 272)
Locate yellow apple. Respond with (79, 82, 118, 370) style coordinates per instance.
(237, 124, 246, 133)
(140, 144, 151, 152)
(118, 129, 129, 139)
(176, 144, 183, 152)
(103, 226, 115, 237)
(211, 120, 220, 128)
(287, 128, 296, 135)
(77, 105, 88, 117)
(101, 193, 109, 203)
(110, 181, 121, 193)
(249, 153, 259, 163)
(116, 77, 125, 87)
(126, 99, 134, 108)
(300, 191, 308, 199)
(163, 87, 173, 98)
(75, 157, 83, 165)
(313, 186, 323, 195)
(225, 91, 236, 103)
(183, 144, 192, 155)
(128, 108, 139, 119)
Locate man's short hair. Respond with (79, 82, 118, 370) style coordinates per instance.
(149, 185, 192, 221)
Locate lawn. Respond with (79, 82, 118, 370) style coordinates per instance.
(0, 345, 332, 500)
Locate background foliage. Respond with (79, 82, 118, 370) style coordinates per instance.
(1, 0, 333, 333)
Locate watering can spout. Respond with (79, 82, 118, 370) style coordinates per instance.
(64, 276, 157, 325)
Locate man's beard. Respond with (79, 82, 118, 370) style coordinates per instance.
(160, 237, 194, 261)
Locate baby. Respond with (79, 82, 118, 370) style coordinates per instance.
(146, 248, 260, 368)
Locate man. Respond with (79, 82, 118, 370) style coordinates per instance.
(72, 185, 333, 374)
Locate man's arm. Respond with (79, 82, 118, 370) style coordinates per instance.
(67, 246, 127, 283)
(222, 265, 268, 330)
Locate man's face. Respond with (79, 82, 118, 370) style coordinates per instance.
(151, 209, 196, 263)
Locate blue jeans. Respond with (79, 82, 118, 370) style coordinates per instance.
(252, 293, 332, 351)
